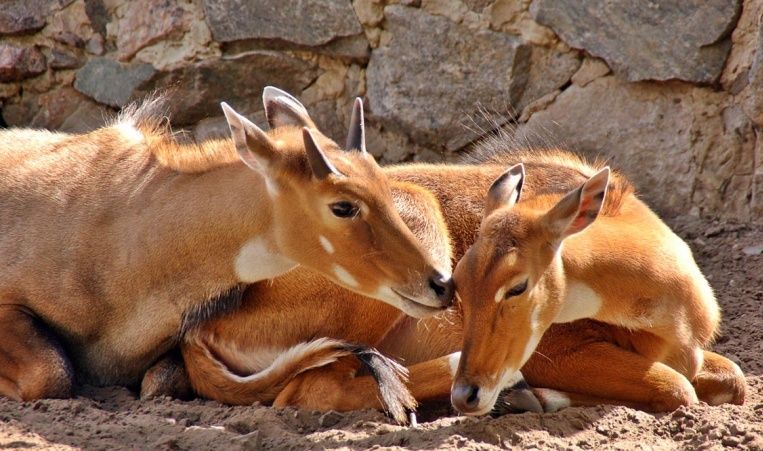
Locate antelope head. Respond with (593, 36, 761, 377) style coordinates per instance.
(222, 87, 454, 318)
(451, 163, 610, 415)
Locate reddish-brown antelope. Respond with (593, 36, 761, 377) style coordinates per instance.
(167, 147, 744, 423)
(451, 153, 746, 415)
(0, 87, 453, 401)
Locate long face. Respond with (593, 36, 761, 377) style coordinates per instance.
(223, 88, 454, 318)
(450, 163, 610, 415)
(451, 208, 563, 415)
(271, 130, 454, 318)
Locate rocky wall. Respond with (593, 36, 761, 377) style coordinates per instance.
(0, 0, 760, 221)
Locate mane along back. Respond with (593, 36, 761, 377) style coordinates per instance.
(115, 92, 238, 173)
(463, 128, 634, 217)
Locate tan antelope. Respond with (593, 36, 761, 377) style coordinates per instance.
(164, 146, 744, 422)
(451, 152, 746, 415)
(0, 88, 454, 402)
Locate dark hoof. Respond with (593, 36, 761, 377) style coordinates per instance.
(492, 380, 544, 416)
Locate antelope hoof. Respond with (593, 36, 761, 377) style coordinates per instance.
(492, 380, 544, 416)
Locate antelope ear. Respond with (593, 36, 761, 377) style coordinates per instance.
(484, 163, 525, 216)
(543, 167, 610, 241)
(345, 97, 367, 153)
(263, 86, 316, 129)
(303, 128, 341, 180)
(221, 102, 277, 171)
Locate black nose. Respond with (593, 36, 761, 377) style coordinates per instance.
(428, 270, 455, 306)
(452, 382, 481, 412)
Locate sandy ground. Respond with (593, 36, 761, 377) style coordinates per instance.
(0, 216, 761, 450)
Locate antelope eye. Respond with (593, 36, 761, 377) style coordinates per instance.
(329, 201, 359, 218)
(505, 280, 528, 299)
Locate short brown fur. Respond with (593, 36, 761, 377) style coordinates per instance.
(173, 148, 743, 420)
(0, 89, 452, 399)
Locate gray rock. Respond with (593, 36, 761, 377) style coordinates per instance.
(135, 51, 318, 125)
(49, 48, 83, 69)
(513, 76, 754, 219)
(30, 87, 89, 129)
(74, 58, 156, 108)
(1, 91, 40, 126)
(742, 26, 763, 126)
(116, 0, 191, 60)
(753, 173, 763, 219)
(531, 0, 740, 83)
(518, 45, 580, 112)
(0, 44, 46, 82)
(0, 0, 53, 35)
(203, 0, 363, 46)
(367, 5, 532, 152)
(514, 76, 696, 215)
(84, 0, 110, 37)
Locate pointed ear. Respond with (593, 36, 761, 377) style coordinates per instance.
(303, 128, 341, 180)
(221, 102, 277, 171)
(543, 167, 610, 241)
(263, 86, 316, 129)
(346, 97, 367, 153)
(485, 163, 525, 216)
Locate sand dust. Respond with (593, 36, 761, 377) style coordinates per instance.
(1, 216, 761, 450)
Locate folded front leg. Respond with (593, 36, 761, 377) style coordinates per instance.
(0, 305, 74, 401)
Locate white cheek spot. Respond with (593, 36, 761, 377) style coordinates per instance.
(264, 177, 279, 197)
(234, 238, 296, 283)
(319, 236, 335, 254)
(447, 352, 461, 377)
(555, 281, 603, 323)
(494, 286, 506, 303)
(333, 264, 358, 288)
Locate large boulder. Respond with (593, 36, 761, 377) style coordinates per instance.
(74, 58, 156, 107)
(513, 76, 754, 219)
(134, 51, 319, 125)
(0, 0, 53, 35)
(367, 5, 533, 152)
(0, 44, 46, 82)
(116, 0, 192, 60)
(203, 0, 363, 46)
(531, 0, 740, 83)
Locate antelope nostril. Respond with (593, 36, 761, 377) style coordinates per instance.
(453, 382, 481, 411)
(428, 271, 455, 305)
(466, 384, 480, 407)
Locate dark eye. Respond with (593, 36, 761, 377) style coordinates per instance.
(505, 280, 528, 298)
(330, 201, 359, 218)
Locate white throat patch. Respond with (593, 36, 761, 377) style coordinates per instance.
(234, 238, 296, 283)
(555, 281, 603, 323)
(333, 264, 358, 288)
